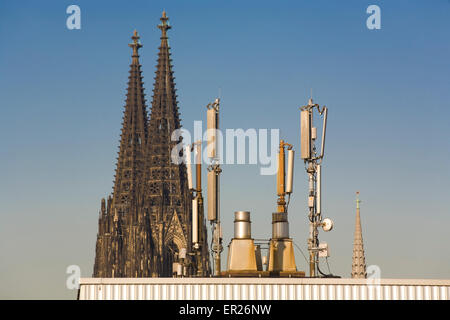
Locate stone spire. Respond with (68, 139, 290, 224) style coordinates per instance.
(351, 192, 367, 278)
(111, 29, 148, 212)
(144, 11, 210, 276)
(93, 14, 211, 278)
(93, 30, 155, 277)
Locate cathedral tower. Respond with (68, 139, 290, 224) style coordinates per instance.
(93, 30, 155, 277)
(143, 11, 210, 276)
(93, 13, 210, 278)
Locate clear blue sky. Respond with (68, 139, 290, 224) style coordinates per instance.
(0, 0, 449, 299)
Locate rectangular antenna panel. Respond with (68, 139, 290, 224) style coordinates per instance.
(207, 170, 217, 221)
(286, 149, 295, 194)
(207, 108, 217, 158)
(316, 164, 321, 214)
(300, 110, 311, 159)
(185, 145, 193, 190)
(192, 198, 198, 244)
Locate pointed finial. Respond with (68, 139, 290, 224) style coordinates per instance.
(129, 29, 142, 63)
(158, 10, 171, 39)
(356, 191, 361, 209)
(101, 198, 106, 213)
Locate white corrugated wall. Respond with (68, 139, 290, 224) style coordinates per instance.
(78, 278, 450, 300)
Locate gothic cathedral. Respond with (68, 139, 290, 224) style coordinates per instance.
(93, 12, 210, 278)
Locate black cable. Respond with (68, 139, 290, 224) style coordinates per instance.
(210, 226, 216, 275)
(293, 241, 309, 265)
(317, 257, 340, 278)
(326, 257, 332, 274)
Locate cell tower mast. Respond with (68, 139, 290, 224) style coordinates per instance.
(300, 98, 334, 277)
(206, 98, 223, 276)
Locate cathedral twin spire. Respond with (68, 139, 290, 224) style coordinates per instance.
(93, 12, 210, 278)
(112, 29, 148, 214)
(129, 30, 143, 64)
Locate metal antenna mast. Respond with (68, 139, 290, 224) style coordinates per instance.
(300, 98, 334, 277)
(185, 140, 207, 276)
(206, 98, 223, 276)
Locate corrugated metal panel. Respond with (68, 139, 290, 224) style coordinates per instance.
(78, 278, 450, 300)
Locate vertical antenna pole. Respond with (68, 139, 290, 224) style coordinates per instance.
(214, 171, 221, 275)
(307, 162, 316, 277)
(300, 98, 330, 278)
(196, 142, 202, 193)
(191, 141, 204, 276)
(207, 98, 222, 276)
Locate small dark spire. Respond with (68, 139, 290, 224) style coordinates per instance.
(128, 30, 142, 64)
(101, 198, 106, 214)
(158, 10, 171, 39)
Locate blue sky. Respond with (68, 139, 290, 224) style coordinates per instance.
(0, 0, 449, 299)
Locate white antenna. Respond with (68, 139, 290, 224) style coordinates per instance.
(316, 164, 321, 215)
(207, 170, 217, 221)
(192, 198, 198, 246)
(185, 145, 193, 190)
(206, 107, 217, 158)
(190, 140, 206, 276)
(286, 149, 295, 194)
